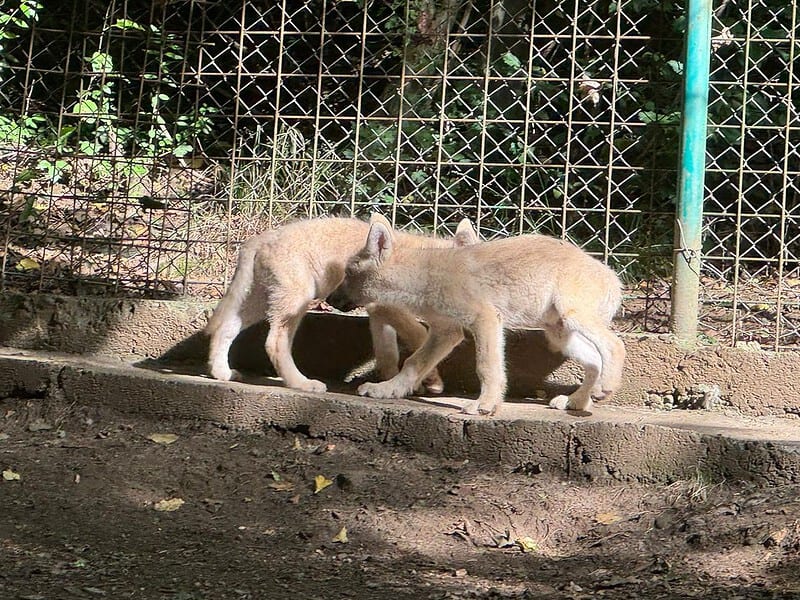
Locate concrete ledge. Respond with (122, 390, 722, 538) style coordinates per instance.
(1, 349, 799, 486)
(2, 292, 800, 418)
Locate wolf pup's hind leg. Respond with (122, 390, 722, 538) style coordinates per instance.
(545, 316, 605, 411)
(208, 311, 243, 382)
(266, 305, 326, 393)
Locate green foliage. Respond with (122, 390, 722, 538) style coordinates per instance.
(0, 0, 41, 73)
(0, 113, 45, 145)
(0, 8, 221, 191)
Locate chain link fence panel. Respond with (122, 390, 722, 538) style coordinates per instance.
(0, 0, 796, 349)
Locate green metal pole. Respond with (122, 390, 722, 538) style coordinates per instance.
(671, 0, 713, 344)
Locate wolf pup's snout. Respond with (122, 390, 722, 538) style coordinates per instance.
(327, 284, 358, 313)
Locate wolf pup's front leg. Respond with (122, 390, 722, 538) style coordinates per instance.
(461, 306, 507, 416)
(358, 320, 464, 399)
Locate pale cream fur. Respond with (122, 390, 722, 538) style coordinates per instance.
(329, 214, 626, 416)
(205, 217, 478, 393)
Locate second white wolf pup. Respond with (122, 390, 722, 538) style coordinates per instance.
(329, 214, 626, 416)
(206, 217, 478, 393)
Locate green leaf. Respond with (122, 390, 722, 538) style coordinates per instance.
(409, 170, 427, 184)
(112, 18, 145, 31)
(173, 144, 193, 157)
(14, 168, 37, 184)
(638, 110, 657, 124)
(501, 52, 522, 70)
(72, 99, 99, 115)
(20, 3, 40, 20)
(666, 60, 683, 75)
(88, 51, 114, 73)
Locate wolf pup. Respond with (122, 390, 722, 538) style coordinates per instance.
(205, 217, 478, 393)
(329, 214, 625, 416)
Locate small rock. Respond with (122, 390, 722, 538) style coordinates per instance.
(454, 568, 468, 578)
(696, 384, 721, 409)
(28, 419, 53, 432)
(654, 511, 675, 530)
(513, 462, 542, 476)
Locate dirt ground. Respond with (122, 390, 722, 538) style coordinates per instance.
(1, 397, 800, 600)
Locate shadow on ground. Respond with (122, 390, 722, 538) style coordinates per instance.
(0, 396, 798, 600)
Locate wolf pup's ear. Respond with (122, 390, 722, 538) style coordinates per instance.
(454, 218, 479, 247)
(369, 213, 393, 230)
(366, 221, 394, 262)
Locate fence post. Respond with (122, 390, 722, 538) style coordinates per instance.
(671, 0, 713, 344)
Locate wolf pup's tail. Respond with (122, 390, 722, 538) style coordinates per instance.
(599, 267, 623, 324)
(205, 238, 259, 336)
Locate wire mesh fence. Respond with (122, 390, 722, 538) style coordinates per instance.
(0, 0, 797, 350)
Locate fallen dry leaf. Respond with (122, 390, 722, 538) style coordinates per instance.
(268, 480, 295, 492)
(764, 528, 788, 547)
(595, 511, 623, 525)
(2, 469, 21, 481)
(515, 537, 539, 553)
(332, 526, 348, 544)
(314, 475, 334, 494)
(154, 497, 185, 512)
(293, 437, 303, 450)
(147, 433, 179, 445)
(16, 257, 40, 271)
(492, 530, 515, 548)
(313, 443, 336, 455)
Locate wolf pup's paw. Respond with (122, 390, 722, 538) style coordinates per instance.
(358, 380, 409, 399)
(477, 398, 500, 416)
(549, 393, 593, 411)
(293, 378, 327, 393)
(461, 400, 479, 415)
(210, 365, 241, 382)
(421, 370, 445, 394)
(461, 400, 499, 416)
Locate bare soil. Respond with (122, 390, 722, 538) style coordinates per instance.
(1, 397, 799, 600)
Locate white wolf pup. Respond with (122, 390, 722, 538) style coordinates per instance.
(328, 214, 626, 416)
(205, 217, 478, 393)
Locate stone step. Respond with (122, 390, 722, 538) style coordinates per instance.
(1, 348, 798, 486)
